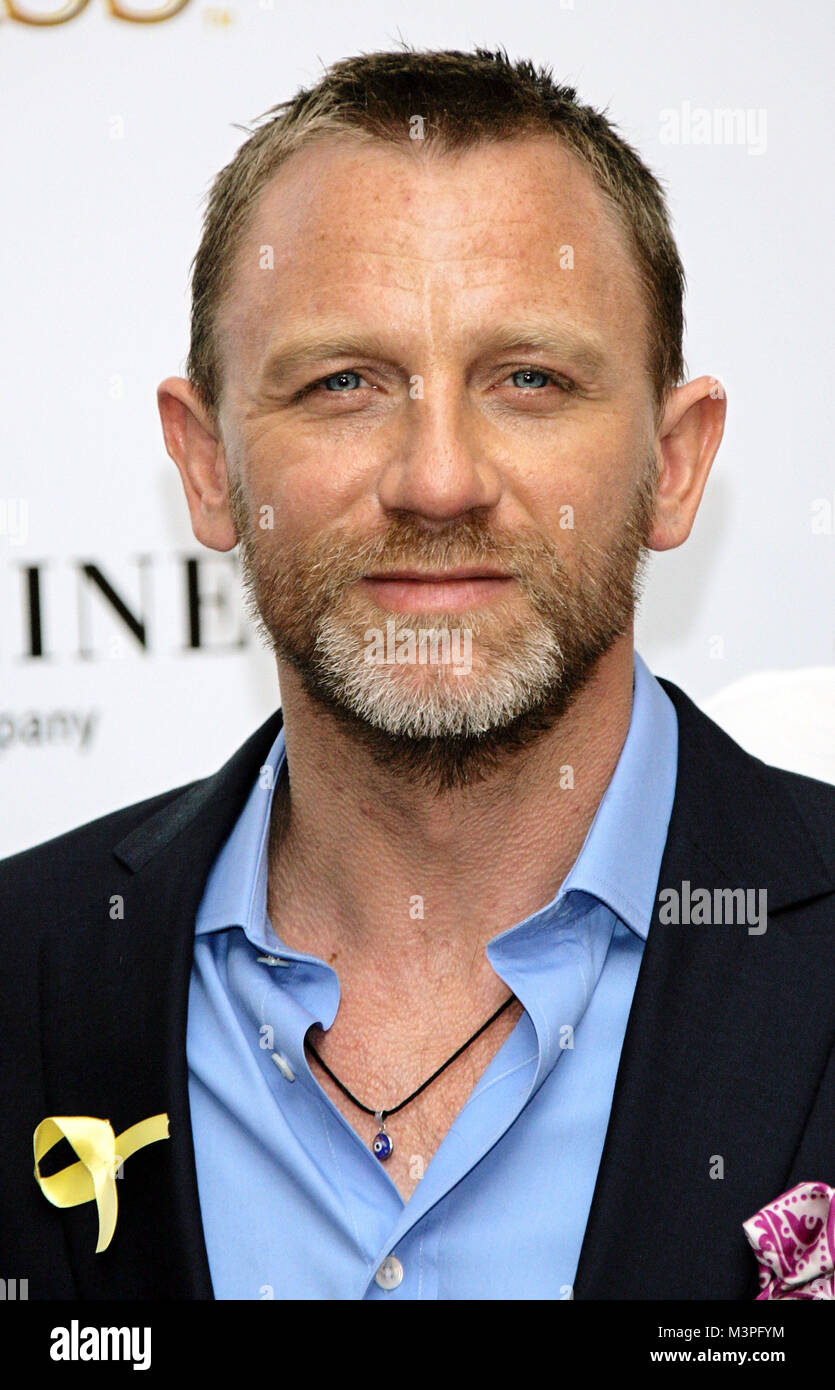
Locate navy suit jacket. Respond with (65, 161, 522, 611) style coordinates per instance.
(1, 676, 833, 1299)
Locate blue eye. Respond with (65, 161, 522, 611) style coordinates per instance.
(512, 369, 551, 389)
(294, 370, 368, 402)
(507, 369, 577, 396)
(322, 371, 363, 391)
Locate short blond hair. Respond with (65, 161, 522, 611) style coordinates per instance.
(186, 45, 685, 425)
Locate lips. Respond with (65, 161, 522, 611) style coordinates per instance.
(364, 567, 511, 582)
(360, 568, 515, 613)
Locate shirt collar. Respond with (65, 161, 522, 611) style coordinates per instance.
(194, 744, 281, 951)
(195, 648, 678, 948)
(551, 648, 678, 940)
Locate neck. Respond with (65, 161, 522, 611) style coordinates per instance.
(266, 635, 635, 981)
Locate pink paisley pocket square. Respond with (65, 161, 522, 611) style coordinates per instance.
(743, 1182, 835, 1300)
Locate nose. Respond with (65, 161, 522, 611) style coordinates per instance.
(375, 381, 503, 524)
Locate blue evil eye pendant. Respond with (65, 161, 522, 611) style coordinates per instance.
(372, 1112, 393, 1162)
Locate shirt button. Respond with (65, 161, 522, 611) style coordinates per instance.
(375, 1256, 403, 1290)
(271, 1052, 295, 1082)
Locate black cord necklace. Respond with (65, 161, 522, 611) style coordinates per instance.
(305, 993, 517, 1162)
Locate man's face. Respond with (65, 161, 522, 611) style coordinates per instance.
(216, 133, 660, 790)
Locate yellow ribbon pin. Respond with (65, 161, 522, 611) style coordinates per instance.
(33, 1113, 170, 1253)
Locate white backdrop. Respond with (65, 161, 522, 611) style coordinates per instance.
(1, 0, 833, 856)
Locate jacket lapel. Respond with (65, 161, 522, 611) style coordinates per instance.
(36, 679, 835, 1299)
(573, 678, 835, 1298)
(38, 709, 284, 1299)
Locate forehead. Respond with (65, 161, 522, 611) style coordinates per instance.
(218, 131, 647, 375)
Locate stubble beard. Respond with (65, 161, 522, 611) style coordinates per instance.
(230, 464, 658, 794)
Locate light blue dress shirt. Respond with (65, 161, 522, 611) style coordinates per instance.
(187, 649, 678, 1299)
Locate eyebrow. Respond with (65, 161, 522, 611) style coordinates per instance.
(261, 333, 397, 385)
(469, 322, 610, 377)
(259, 319, 610, 386)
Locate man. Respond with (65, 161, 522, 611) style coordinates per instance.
(1, 47, 833, 1301)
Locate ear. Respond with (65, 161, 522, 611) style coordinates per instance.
(647, 376, 727, 552)
(157, 377, 238, 552)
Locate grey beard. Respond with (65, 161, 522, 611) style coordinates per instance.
(231, 467, 656, 794)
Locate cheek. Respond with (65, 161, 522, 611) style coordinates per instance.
(518, 414, 646, 538)
(241, 439, 374, 554)
(245, 418, 395, 533)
